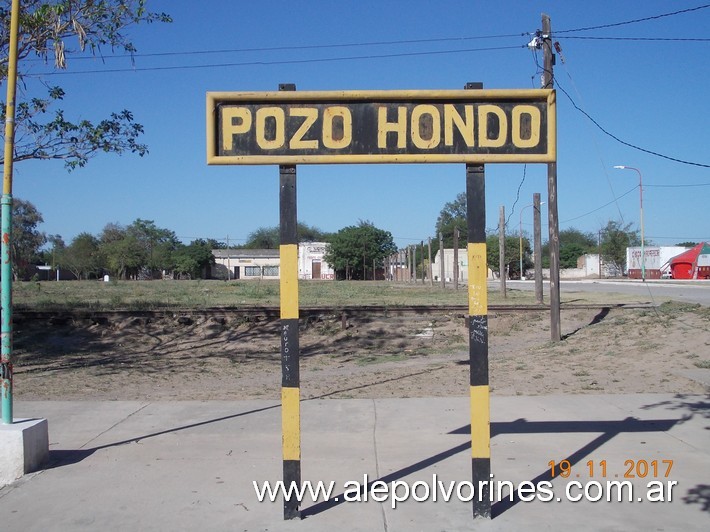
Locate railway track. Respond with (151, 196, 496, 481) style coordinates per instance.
(13, 302, 655, 323)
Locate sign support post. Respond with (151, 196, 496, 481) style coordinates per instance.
(207, 83, 556, 521)
(466, 162, 490, 517)
(279, 162, 301, 520)
(278, 78, 301, 522)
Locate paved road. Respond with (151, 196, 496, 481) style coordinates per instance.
(503, 279, 710, 306)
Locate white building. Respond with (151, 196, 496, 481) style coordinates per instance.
(625, 246, 690, 279)
(298, 242, 335, 280)
(212, 249, 280, 280)
(211, 242, 335, 280)
(431, 248, 495, 282)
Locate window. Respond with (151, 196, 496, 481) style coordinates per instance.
(244, 266, 261, 277)
(262, 265, 279, 277)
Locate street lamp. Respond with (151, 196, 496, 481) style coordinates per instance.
(613, 165, 645, 281)
(519, 202, 545, 280)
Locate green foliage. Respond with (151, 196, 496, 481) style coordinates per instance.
(126, 218, 179, 273)
(60, 232, 100, 279)
(245, 221, 331, 249)
(559, 243, 588, 269)
(486, 234, 530, 279)
(542, 228, 597, 268)
(11, 198, 46, 280)
(600, 220, 640, 273)
(675, 241, 698, 248)
(94, 219, 178, 279)
(324, 220, 397, 280)
(0, 1, 171, 169)
(172, 239, 215, 279)
(435, 192, 467, 247)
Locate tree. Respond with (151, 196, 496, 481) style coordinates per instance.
(126, 218, 179, 275)
(435, 192, 467, 248)
(172, 239, 214, 279)
(486, 234, 529, 279)
(675, 241, 697, 248)
(11, 198, 46, 279)
(0, 1, 171, 169)
(542, 228, 598, 268)
(60, 232, 100, 279)
(245, 222, 331, 249)
(40, 232, 64, 268)
(324, 220, 397, 280)
(600, 220, 640, 274)
(245, 226, 279, 249)
(98, 222, 143, 279)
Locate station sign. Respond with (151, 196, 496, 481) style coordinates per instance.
(207, 89, 556, 165)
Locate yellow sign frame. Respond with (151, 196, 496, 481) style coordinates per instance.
(207, 89, 556, 165)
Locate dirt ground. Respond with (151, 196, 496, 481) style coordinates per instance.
(11, 302, 710, 401)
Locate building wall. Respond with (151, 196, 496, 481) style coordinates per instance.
(212, 243, 335, 281)
(431, 249, 495, 281)
(626, 246, 690, 279)
(298, 242, 335, 280)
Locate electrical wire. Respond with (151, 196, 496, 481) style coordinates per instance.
(28, 44, 524, 76)
(561, 185, 638, 223)
(561, 36, 710, 42)
(555, 59, 626, 222)
(645, 183, 710, 188)
(23, 33, 528, 63)
(555, 80, 710, 168)
(554, 4, 710, 34)
(505, 164, 527, 229)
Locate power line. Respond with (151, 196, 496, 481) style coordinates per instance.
(24, 33, 527, 63)
(561, 185, 638, 223)
(29, 44, 523, 76)
(560, 36, 710, 42)
(555, 80, 710, 168)
(645, 183, 710, 188)
(554, 4, 710, 34)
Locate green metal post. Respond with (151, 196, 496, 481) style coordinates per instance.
(1, 196, 12, 424)
(1, 0, 21, 425)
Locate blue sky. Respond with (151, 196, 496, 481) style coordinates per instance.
(11, 1, 710, 249)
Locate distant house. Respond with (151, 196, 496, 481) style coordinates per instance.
(212, 249, 280, 280)
(625, 246, 690, 279)
(668, 242, 710, 279)
(431, 248, 495, 282)
(298, 242, 335, 280)
(211, 242, 335, 280)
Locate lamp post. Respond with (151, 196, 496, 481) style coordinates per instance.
(613, 165, 645, 281)
(519, 202, 545, 280)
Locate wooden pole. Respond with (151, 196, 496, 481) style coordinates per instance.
(439, 232, 445, 289)
(543, 13, 561, 341)
(499, 206, 506, 298)
(534, 192, 543, 304)
(453, 227, 460, 290)
(428, 237, 433, 287)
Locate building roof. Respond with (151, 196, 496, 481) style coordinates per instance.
(669, 242, 710, 265)
(212, 249, 280, 259)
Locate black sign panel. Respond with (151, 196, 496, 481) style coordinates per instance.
(207, 90, 556, 165)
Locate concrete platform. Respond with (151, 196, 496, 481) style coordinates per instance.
(0, 417, 49, 487)
(0, 395, 708, 531)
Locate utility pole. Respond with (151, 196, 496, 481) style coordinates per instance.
(439, 232, 445, 288)
(428, 237, 433, 286)
(412, 245, 417, 283)
(533, 193, 543, 304)
(453, 227, 460, 290)
(499, 206, 506, 298)
(542, 13, 561, 341)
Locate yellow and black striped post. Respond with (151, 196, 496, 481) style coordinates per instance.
(466, 162, 490, 518)
(279, 159, 301, 519)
